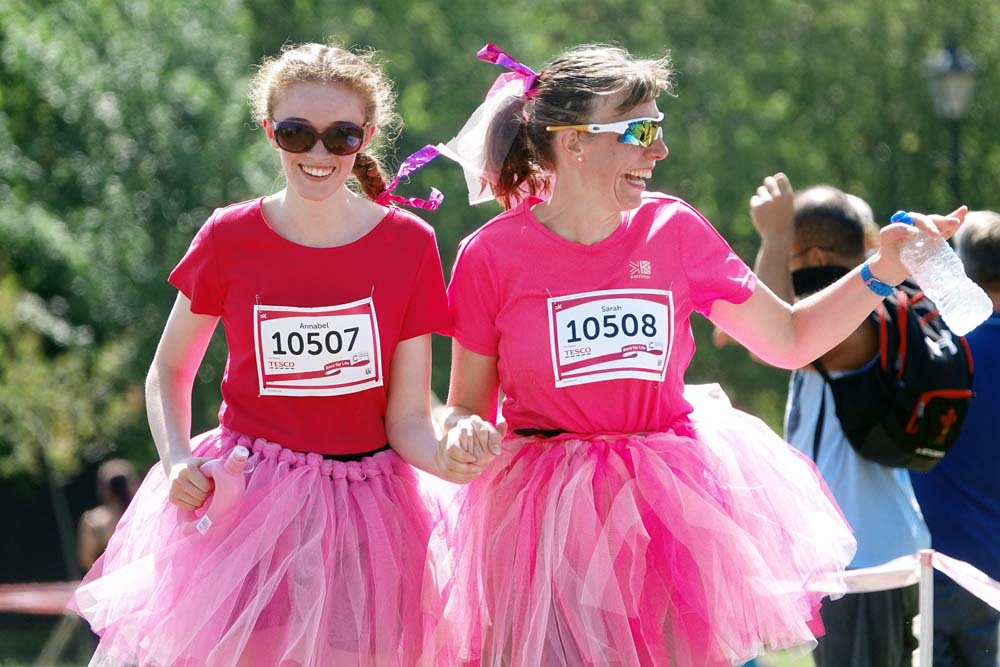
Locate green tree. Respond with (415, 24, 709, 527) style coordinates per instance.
(0, 0, 265, 477)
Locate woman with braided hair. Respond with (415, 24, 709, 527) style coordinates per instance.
(69, 40, 474, 666)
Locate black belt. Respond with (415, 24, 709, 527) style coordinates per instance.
(318, 443, 392, 462)
(513, 428, 567, 439)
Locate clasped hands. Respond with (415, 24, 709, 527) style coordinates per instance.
(436, 415, 506, 484)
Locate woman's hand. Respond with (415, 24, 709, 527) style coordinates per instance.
(167, 456, 214, 511)
(454, 414, 504, 463)
(435, 415, 504, 484)
(868, 207, 967, 285)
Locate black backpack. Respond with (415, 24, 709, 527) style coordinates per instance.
(813, 280, 975, 472)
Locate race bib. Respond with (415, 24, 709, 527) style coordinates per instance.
(253, 297, 383, 396)
(548, 289, 674, 388)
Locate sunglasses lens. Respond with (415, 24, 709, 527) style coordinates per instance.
(321, 123, 365, 155)
(621, 120, 661, 147)
(274, 123, 317, 153)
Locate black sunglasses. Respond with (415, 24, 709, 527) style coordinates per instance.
(272, 120, 367, 155)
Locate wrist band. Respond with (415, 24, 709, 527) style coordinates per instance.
(860, 261, 894, 297)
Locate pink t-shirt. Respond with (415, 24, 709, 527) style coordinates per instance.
(448, 193, 756, 435)
(169, 197, 451, 454)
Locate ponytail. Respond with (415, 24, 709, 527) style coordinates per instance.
(352, 153, 390, 201)
(486, 95, 549, 209)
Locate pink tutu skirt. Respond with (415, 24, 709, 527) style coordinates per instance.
(425, 390, 856, 666)
(70, 428, 438, 667)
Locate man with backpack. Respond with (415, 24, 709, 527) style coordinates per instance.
(910, 210, 1000, 667)
(727, 173, 930, 666)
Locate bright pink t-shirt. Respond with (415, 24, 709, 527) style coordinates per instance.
(448, 193, 756, 435)
(169, 197, 450, 454)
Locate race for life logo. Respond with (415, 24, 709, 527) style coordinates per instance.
(253, 297, 383, 397)
(548, 288, 674, 388)
(629, 260, 652, 279)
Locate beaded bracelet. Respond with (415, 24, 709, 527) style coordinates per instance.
(860, 261, 894, 297)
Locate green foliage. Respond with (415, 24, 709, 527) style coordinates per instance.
(0, 275, 142, 479)
(0, 0, 258, 474)
(2, 0, 999, 483)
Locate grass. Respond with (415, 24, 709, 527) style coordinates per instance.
(760, 649, 815, 667)
(0, 615, 94, 667)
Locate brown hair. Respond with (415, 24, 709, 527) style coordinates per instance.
(793, 185, 867, 261)
(248, 40, 402, 200)
(956, 210, 1000, 289)
(486, 44, 674, 209)
(96, 459, 138, 510)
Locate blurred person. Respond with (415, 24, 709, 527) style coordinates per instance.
(910, 209, 1000, 667)
(712, 189, 878, 352)
(76, 459, 139, 571)
(427, 43, 962, 666)
(742, 175, 930, 667)
(846, 192, 881, 255)
(68, 40, 473, 666)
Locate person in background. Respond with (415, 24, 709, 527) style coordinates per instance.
(429, 42, 962, 666)
(735, 174, 930, 667)
(910, 209, 1000, 667)
(76, 459, 139, 571)
(846, 192, 882, 256)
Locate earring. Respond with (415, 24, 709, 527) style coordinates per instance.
(576, 155, 583, 163)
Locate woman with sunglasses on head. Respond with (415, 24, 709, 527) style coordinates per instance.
(69, 41, 475, 667)
(429, 43, 965, 666)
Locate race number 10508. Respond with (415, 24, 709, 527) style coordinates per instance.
(564, 312, 658, 343)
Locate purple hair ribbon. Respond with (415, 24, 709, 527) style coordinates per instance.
(477, 43, 539, 98)
(375, 145, 443, 211)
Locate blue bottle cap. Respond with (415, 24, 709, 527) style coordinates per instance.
(891, 210, 913, 224)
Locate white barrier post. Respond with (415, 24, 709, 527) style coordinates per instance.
(918, 549, 935, 666)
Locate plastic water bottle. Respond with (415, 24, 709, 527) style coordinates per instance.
(893, 210, 992, 335)
(186, 445, 250, 535)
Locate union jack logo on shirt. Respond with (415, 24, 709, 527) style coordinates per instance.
(629, 260, 652, 279)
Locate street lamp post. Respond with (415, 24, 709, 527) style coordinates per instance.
(925, 39, 977, 203)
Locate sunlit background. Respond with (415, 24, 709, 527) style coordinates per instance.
(2, 0, 998, 663)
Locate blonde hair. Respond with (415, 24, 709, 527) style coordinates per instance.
(248, 40, 402, 200)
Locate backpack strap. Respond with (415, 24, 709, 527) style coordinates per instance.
(812, 358, 833, 383)
(813, 388, 827, 463)
(894, 289, 909, 379)
(811, 360, 832, 463)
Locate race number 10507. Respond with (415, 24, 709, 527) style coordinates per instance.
(269, 327, 360, 356)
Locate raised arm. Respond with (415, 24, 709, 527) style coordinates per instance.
(710, 208, 966, 369)
(750, 173, 796, 303)
(713, 173, 795, 355)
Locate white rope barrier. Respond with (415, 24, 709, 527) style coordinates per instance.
(808, 548, 1000, 663)
(932, 551, 1000, 612)
(803, 553, 930, 597)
